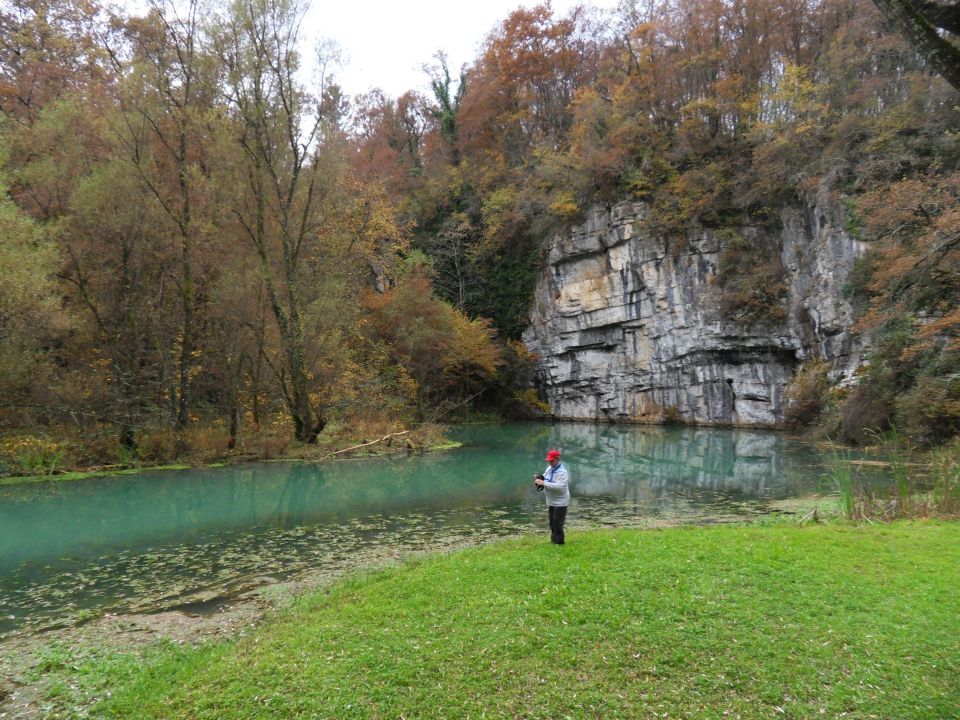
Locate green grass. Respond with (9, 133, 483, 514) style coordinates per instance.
(55, 523, 960, 719)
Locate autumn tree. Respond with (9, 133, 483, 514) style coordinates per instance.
(0, 155, 64, 420)
(0, 0, 113, 124)
(405, 5, 608, 336)
(351, 88, 427, 200)
(60, 154, 176, 449)
(363, 256, 502, 421)
(0, 0, 116, 220)
(213, 0, 328, 442)
(117, 0, 218, 429)
(459, 4, 602, 167)
(215, 0, 406, 442)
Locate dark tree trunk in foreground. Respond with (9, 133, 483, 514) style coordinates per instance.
(872, 0, 960, 92)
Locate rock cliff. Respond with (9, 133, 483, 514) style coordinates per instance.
(522, 194, 865, 426)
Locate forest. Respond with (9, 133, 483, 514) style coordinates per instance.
(0, 0, 958, 475)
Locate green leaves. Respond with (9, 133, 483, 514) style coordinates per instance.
(0, 163, 64, 398)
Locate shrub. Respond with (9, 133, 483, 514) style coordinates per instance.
(184, 426, 232, 460)
(838, 385, 892, 445)
(137, 431, 181, 464)
(0, 435, 70, 475)
(785, 361, 830, 429)
(503, 388, 551, 419)
(71, 433, 120, 467)
(896, 374, 960, 446)
(825, 441, 960, 521)
(256, 436, 291, 460)
(363, 257, 503, 421)
(715, 228, 788, 327)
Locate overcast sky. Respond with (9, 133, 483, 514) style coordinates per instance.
(300, 0, 620, 99)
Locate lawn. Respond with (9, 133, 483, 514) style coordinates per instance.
(55, 522, 960, 719)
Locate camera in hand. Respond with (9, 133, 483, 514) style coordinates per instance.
(534, 472, 545, 491)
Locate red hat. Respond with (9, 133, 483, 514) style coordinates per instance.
(545, 449, 561, 462)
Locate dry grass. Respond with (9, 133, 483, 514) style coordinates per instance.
(827, 439, 960, 522)
(0, 412, 440, 482)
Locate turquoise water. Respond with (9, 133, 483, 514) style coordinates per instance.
(0, 423, 843, 638)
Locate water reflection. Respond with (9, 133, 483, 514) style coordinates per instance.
(456, 422, 818, 498)
(1, 423, 838, 638)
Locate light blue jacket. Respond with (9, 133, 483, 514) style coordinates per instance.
(542, 463, 570, 507)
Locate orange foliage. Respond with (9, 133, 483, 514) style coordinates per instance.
(854, 171, 960, 336)
(350, 89, 427, 199)
(0, 0, 114, 122)
(362, 259, 503, 417)
(458, 5, 600, 168)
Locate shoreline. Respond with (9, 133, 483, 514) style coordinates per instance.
(1, 414, 885, 489)
(0, 439, 466, 488)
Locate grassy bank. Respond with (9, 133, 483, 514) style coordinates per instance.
(41, 522, 959, 719)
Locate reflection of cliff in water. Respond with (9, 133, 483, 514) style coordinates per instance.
(535, 423, 820, 500)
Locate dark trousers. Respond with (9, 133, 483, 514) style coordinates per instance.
(548, 505, 567, 544)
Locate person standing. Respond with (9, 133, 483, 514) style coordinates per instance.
(534, 449, 570, 544)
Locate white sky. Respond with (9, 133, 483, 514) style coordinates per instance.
(301, 0, 620, 99)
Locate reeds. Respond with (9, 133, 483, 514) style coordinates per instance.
(824, 440, 960, 521)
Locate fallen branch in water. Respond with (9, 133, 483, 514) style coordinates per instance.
(320, 431, 411, 460)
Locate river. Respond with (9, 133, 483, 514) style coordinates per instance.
(0, 422, 857, 639)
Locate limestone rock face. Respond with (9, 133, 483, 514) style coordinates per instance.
(522, 197, 865, 426)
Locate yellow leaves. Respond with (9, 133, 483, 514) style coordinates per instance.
(760, 63, 828, 129)
(507, 338, 538, 364)
(445, 314, 504, 381)
(680, 98, 721, 121)
(361, 260, 503, 413)
(0, 435, 56, 457)
(0, 435, 69, 473)
(513, 388, 550, 415)
(480, 186, 518, 246)
(548, 192, 580, 219)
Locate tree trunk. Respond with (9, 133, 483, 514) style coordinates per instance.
(119, 424, 136, 452)
(227, 403, 239, 449)
(176, 128, 194, 430)
(872, 0, 960, 92)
